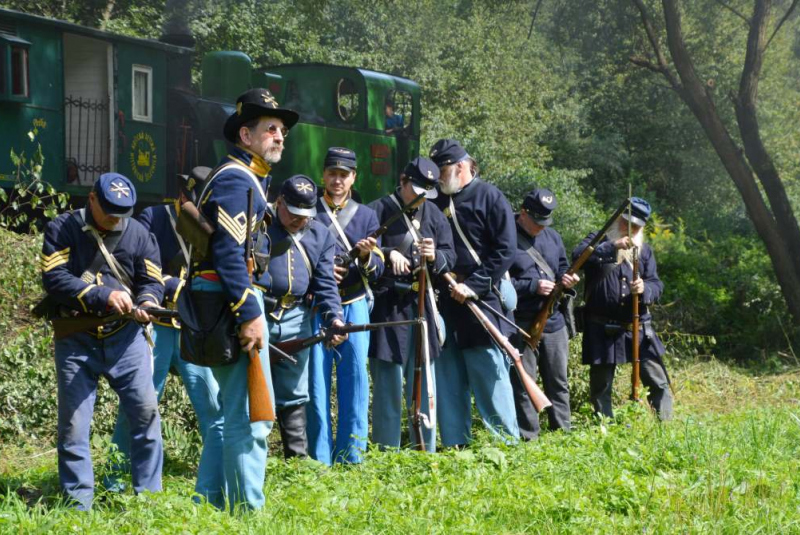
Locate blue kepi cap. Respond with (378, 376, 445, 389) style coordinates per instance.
(281, 175, 318, 217)
(94, 173, 137, 217)
(622, 197, 652, 227)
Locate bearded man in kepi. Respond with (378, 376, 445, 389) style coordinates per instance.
(429, 138, 521, 446)
(572, 197, 673, 420)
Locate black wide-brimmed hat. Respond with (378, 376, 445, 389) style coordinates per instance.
(223, 88, 299, 143)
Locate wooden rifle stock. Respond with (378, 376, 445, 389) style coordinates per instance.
(335, 192, 426, 266)
(410, 261, 426, 451)
(631, 245, 641, 402)
(442, 273, 552, 412)
(51, 307, 179, 340)
(527, 198, 632, 348)
(244, 188, 276, 423)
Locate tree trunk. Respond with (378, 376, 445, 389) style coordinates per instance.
(656, 0, 800, 322)
(734, 0, 800, 278)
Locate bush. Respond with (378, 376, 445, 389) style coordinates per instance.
(647, 214, 790, 363)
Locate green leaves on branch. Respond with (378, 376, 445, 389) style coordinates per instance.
(1, 130, 69, 233)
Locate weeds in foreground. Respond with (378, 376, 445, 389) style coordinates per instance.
(2, 403, 800, 534)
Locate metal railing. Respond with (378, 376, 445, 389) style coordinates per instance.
(64, 95, 110, 186)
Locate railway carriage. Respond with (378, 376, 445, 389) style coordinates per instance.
(0, 7, 420, 205)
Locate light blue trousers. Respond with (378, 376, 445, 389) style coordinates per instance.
(435, 338, 520, 447)
(194, 278, 273, 513)
(369, 332, 437, 453)
(110, 324, 224, 500)
(55, 321, 162, 510)
(268, 305, 313, 408)
(307, 297, 370, 465)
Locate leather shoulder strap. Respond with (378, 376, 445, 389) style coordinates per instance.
(517, 232, 555, 281)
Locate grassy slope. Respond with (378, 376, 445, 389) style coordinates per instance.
(2, 231, 800, 533)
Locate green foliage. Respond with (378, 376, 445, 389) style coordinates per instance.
(648, 213, 790, 362)
(4, 400, 800, 532)
(0, 130, 69, 232)
(0, 229, 199, 445)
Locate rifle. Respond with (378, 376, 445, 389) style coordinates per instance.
(244, 188, 276, 423)
(527, 197, 631, 349)
(268, 343, 298, 365)
(442, 273, 552, 413)
(410, 259, 427, 451)
(50, 307, 179, 340)
(273, 318, 424, 356)
(630, 191, 641, 402)
(334, 192, 426, 267)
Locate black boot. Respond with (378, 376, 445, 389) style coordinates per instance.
(277, 404, 308, 459)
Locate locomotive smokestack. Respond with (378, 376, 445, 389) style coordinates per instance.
(160, 0, 195, 48)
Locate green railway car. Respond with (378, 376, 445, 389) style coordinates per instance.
(0, 7, 420, 206)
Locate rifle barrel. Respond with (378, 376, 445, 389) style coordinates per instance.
(527, 197, 631, 348)
(329, 318, 423, 334)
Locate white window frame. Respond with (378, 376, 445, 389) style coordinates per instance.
(131, 64, 153, 123)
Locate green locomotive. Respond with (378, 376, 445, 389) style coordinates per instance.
(0, 7, 420, 205)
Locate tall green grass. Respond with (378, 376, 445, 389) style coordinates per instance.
(2, 404, 800, 533)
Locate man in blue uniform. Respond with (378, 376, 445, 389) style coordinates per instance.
(108, 167, 224, 500)
(41, 173, 164, 511)
(307, 147, 384, 465)
(255, 175, 346, 459)
(509, 189, 579, 439)
(189, 88, 296, 511)
(429, 139, 520, 446)
(573, 197, 673, 420)
(368, 157, 456, 452)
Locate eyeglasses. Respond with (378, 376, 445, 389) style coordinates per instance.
(266, 123, 289, 138)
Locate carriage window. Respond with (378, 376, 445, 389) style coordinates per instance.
(10, 45, 28, 97)
(385, 89, 412, 134)
(0, 34, 31, 100)
(335, 78, 359, 122)
(132, 65, 152, 122)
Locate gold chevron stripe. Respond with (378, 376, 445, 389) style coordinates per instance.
(144, 259, 164, 283)
(76, 284, 96, 313)
(41, 248, 70, 263)
(40, 248, 71, 272)
(217, 207, 247, 245)
(230, 287, 257, 312)
(41, 256, 69, 272)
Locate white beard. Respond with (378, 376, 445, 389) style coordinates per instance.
(606, 222, 644, 266)
(439, 167, 461, 195)
(264, 145, 283, 164)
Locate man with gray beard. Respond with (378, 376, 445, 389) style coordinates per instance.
(572, 197, 673, 420)
(430, 139, 520, 447)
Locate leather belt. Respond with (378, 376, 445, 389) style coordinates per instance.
(263, 294, 301, 313)
(588, 313, 650, 332)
